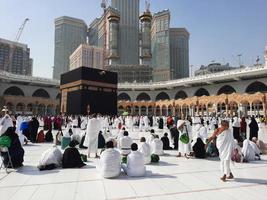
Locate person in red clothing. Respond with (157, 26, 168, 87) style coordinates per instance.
(167, 116, 174, 129)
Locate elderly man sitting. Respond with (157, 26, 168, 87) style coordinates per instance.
(122, 143, 146, 177)
(97, 141, 121, 178)
(242, 139, 261, 161)
(118, 131, 133, 156)
(151, 135, 164, 156)
(138, 137, 151, 165)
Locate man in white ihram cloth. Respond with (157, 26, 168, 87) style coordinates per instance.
(84, 114, 102, 158)
(207, 120, 234, 182)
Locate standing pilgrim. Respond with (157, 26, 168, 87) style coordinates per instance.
(249, 117, 259, 140)
(207, 120, 234, 182)
(84, 114, 102, 158)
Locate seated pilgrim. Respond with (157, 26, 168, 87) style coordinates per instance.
(242, 139, 261, 161)
(231, 140, 244, 163)
(122, 143, 146, 177)
(252, 137, 264, 154)
(161, 133, 172, 150)
(117, 127, 126, 141)
(118, 131, 133, 156)
(62, 140, 86, 168)
(151, 135, 164, 156)
(206, 139, 219, 157)
(37, 146, 62, 170)
(147, 129, 156, 144)
(138, 137, 151, 165)
(0, 127, 24, 168)
(192, 138, 206, 159)
(97, 141, 121, 178)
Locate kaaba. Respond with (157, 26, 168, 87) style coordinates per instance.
(60, 67, 118, 115)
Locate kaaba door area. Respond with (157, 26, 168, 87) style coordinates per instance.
(60, 67, 118, 115)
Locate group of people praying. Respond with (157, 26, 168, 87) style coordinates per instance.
(0, 112, 266, 181)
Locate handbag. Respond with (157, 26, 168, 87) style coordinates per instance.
(0, 136, 11, 148)
(179, 125, 189, 144)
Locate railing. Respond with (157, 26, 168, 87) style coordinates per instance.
(1, 64, 266, 89)
(0, 70, 59, 86)
(118, 65, 267, 89)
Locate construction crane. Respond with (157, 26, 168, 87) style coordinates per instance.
(101, 0, 108, 12)
(3, 18, 30, 72)
(145, 0, 151, 12)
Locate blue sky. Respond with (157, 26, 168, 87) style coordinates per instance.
(0, 0, 267, 78)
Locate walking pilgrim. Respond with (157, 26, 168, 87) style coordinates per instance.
(84, 114, 102, 158)
(207, 120, 234, 182)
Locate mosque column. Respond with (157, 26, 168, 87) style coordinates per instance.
(263, 101, 266, 117)
(131, 106, 134, 115)
(250, 103, 253, 116)
(146, 106, 148, 116)
(139, 107, 141, 116)
(225, 104, 229, 117)
(173, 107, 176, 116)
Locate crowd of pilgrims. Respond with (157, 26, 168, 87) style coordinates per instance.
(0, 113, 266, 179)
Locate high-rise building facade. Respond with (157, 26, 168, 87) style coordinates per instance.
(0, 38, 32, 76)
(69, 44, 103, 70)
(53, 16, 87, 80)
(111, 0, 140, 65)
(151, 10, 171, 82)
(169, 28, 190, 79)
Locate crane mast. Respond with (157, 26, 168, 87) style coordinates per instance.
(3, 18, 29, 72)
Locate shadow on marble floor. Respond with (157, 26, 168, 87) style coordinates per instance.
(234, 178, 267, 185)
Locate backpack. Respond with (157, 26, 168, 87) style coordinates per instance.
(231, 148, 241, 163)
(36, 130, 45, 143)
(151, 154, 160, 163)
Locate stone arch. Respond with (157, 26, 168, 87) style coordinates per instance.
(3, 86, 25, 96)
(47, 105, 54, 115)
(162, 105, 167, 116)
(26, 103, 34, 112)
(155, 92, 170, 101)
(32, 89, 50, 98)
(245, 81, 267, 94)
(136, 92, 151, 101)
(16, 103, 25, 112)
(175, 90, 188, 100)
(156, 106, 161, 116)
(217, 85, 236, 95)
(140, 106, 147, 115)
(37, 104, 46, 115)
(6, 102, 15, 112)
(148, 106, 153, 115)
(118, 93, 131, 101)
(56, 93, 61, 99)
(194, 88, 210, 97)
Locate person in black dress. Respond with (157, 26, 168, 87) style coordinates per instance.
(62, 140, 86, 168)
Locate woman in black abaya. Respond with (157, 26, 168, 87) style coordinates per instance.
(249, 117, 259, 140)
(62, 140, 86, 168)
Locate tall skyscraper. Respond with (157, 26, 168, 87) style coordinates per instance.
(69, 44, 103, 70)
(0, 38, 33, 76)
(169, 28, 190, 79)
(111, 0, 139, 65)
(151, 10, 171, 82)
(53, 16, 87, 80)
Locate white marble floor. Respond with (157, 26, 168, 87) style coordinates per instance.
(1, 130, 267, 200)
